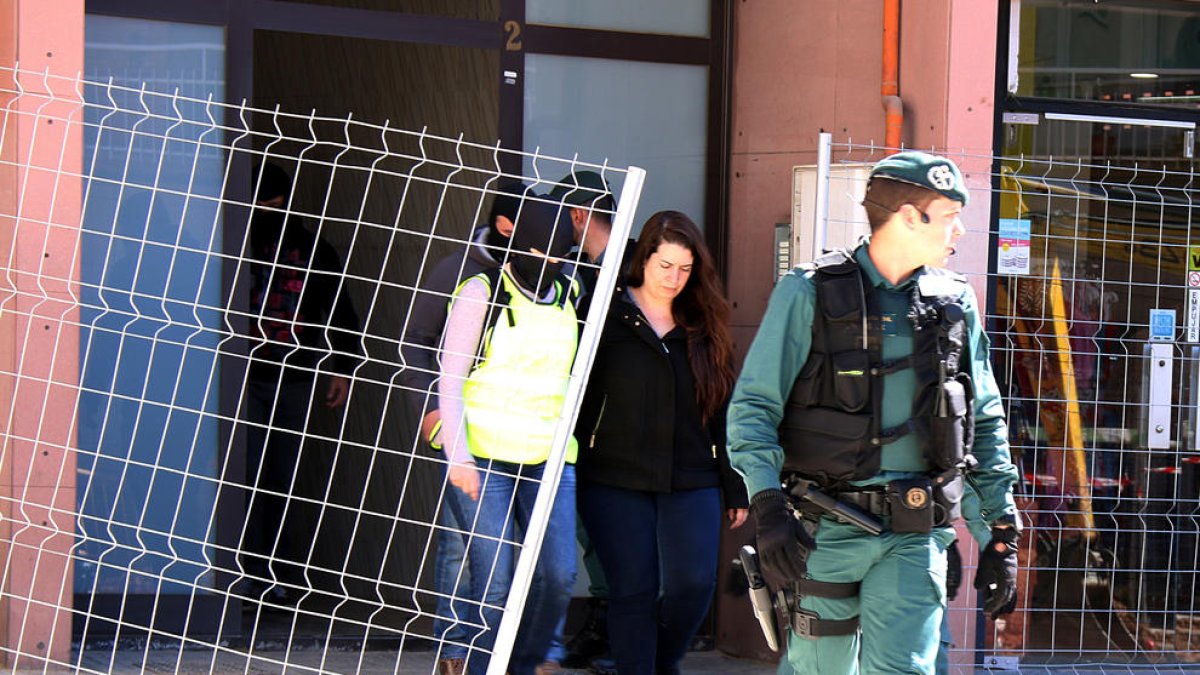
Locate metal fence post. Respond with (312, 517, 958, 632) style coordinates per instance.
(813, 131, 832, 260)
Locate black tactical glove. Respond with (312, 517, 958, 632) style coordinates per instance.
(974, 526, 1018, 618)
(750, 488, 815, 582)
(945, 538, 962, 601)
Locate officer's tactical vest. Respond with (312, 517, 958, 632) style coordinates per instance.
(779, 250, 975, 489)
(457, 268, 581, 464)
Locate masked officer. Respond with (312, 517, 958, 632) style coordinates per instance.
(728, 151, 1020, 674)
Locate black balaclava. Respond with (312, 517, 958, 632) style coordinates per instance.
(508, 199, 573, 297)
(250, 162, 291, 244)
(485, 181, 530, 251)
(254, 161, 292, 204)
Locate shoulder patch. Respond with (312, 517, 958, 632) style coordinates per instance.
(917, 269, 967, 300)
(813, 248, 855, 270)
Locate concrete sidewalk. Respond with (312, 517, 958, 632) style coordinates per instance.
(76, 646, 781, 674)
(64, 597, 783, 674)
(566, 650, 779, 675)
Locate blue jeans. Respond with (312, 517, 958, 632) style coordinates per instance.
(433, 496, 471, 660)
(547, 617, 566, 664)
(445, 460, 577, 675)
(577, 484, 721, 675)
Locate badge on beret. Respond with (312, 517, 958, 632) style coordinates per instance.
(927, 165, 956, 191)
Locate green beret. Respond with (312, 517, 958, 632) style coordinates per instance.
(868, 151, 969, 206)
(549, 170, 612, 207)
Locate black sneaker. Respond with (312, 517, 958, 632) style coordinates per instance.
(264, 585, 301, 607)
(562, 598, 609, 668)
(589, 655, 618, 675)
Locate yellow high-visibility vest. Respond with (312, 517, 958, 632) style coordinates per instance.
(458, 269, 579, 465)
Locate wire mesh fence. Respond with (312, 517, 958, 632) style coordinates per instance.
(10, 61, 1200, 675)
(818, 132, 1200, 672)
(0, 66, 643, 674)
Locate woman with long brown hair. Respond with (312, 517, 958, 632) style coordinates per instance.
(574, 210, 748, 675)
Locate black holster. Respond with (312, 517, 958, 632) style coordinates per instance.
(784, 580, 860, 639)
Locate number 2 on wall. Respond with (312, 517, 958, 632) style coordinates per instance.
(504, 20, 523, 51)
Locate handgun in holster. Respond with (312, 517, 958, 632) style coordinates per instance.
(738, 545, 782, 651)
(783, 476, 883, 535)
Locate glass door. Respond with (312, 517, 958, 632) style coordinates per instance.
(78, 12, 227, 641)
(996, 111, 1199, 662)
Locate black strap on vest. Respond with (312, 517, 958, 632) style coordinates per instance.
(873, 355, 913, 376)
(479, 267, 515, 331)
(478, 267, 577, 332)
(877, 418, 918, 446)
(471, 268, 577, 372)
(861, 264, 885, 471)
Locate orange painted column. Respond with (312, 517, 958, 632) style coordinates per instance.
(0, 0, 83, 668)
(723, 0, 1004, 670)
(0, 0, 15, 659)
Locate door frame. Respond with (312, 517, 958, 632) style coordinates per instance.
(80, 0, 733, 641)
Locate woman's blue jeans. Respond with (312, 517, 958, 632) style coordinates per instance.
(445, 460, 577, 675)
(577, 483, 721, 675)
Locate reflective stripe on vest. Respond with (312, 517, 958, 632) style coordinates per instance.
(460, 270, 580, 464)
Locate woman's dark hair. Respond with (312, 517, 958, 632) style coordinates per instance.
(626, 211, 735, 422)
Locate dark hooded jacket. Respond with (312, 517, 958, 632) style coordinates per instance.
(574, 282, 748, 508)
(398, 223, 502, 416)
(247, 211, 361, 382)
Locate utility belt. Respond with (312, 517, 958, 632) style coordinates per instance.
(787, 469, 964, 535)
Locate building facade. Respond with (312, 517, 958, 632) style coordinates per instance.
(4, 0, 1200, 671)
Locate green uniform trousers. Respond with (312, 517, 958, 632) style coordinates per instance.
(782, 519, 956, 675)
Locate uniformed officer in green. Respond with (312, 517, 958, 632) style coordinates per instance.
(728, 151, 1021, 674)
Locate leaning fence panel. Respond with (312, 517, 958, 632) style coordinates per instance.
(0, 66, 641, 675)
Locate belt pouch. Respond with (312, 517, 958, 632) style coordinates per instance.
(887, 477, 934, 533)
(927, 374, 972, 470)
(933, 473, 964, 525)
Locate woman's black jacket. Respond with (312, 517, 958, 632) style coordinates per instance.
(574, 284, 748, 509)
